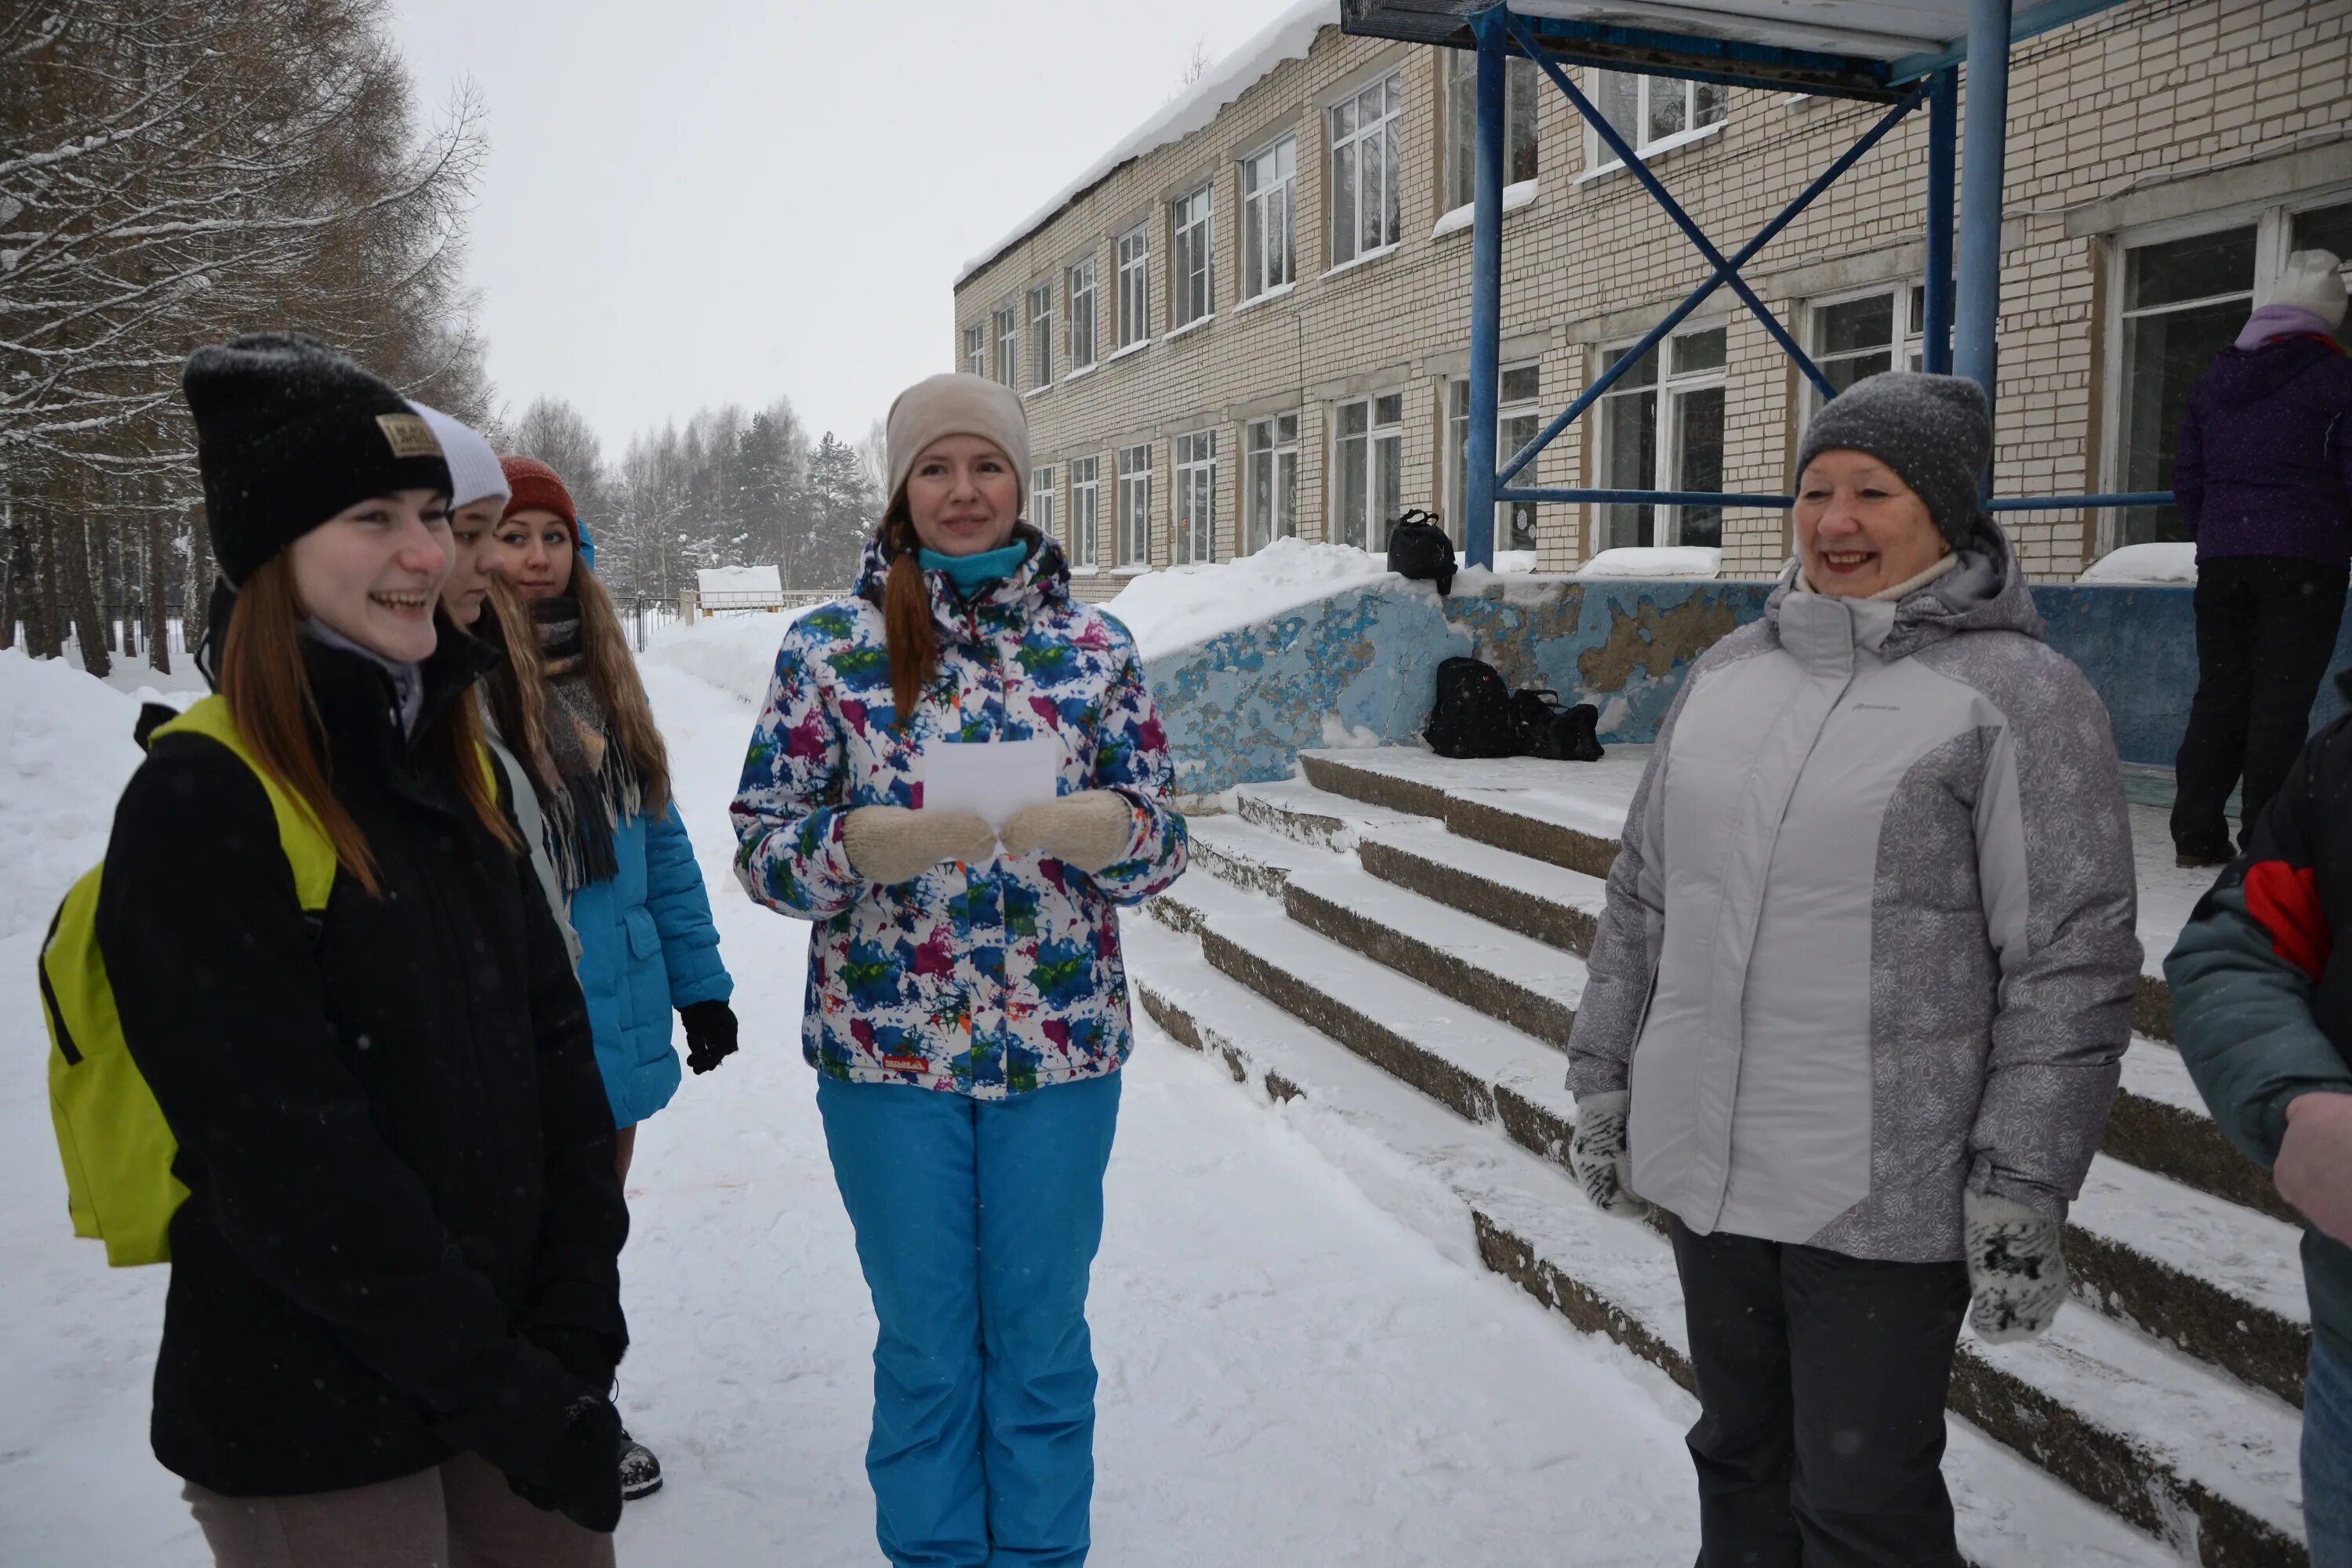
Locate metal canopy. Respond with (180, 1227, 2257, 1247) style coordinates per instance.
(1342, 0, 2138, 97)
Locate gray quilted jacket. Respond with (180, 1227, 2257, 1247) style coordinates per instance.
(1566, 524, 2141, 1262)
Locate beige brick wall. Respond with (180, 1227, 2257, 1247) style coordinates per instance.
(954, 0, 2352, 595)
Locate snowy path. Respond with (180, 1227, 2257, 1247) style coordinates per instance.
(1, 634, 1713, 1565)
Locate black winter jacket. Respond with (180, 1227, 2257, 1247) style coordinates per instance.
(95, 628, 628, 1497)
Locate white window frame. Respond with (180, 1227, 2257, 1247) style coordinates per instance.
(1443, 49, 1538, 213)
(1584, 69, 1727, 176)
(1069, 456, 1101, 568)
(1066, 255, 1098, 372)
(1332, 391, 1405, 550)
(1027, 282, 1054, 390)
(1116, 443, 1153, 568)
(1447, 364, 1544, 552)
(1245, 412, 1301, 554)
(992, 303, 1018, 389)
(2097, 191, 2352, 552)
(1116, 223, 1151, 350)
(1171, 183, 1214, 330)
(1030, 464, 1057, 544)
(1802, 281, 1930, 418)
(1327, 69, 1403, 269)
(1240, 134, 1298, 303)
(964, 324, 986, 379)
(1593, 325, 1729, 554)
(1174, 430, 1218, 564)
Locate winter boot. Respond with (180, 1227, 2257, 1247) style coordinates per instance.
(619, 1427, 663, 1501)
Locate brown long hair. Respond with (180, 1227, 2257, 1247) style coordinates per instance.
(880, 498, 936, 721)
(219, 555, 521, 897)
(474, 575, 559, 797)
(560, 557, 672, 819)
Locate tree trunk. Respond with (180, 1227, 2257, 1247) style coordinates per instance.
(0, 497, 17, 652)
(58, 485, 111, 678)
(33, 513, 64, 659)
(146, 502, 172, 676)
(187, 508, 215, 659)
(101, 511, 121, 655)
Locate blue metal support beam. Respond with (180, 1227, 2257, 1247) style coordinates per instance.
(1955, 0, 2012, 410)
(1500, 488, 1794, 508)
(1985, 492, 2171, 512)
(1494, 74, 1925, 488)
(1462, 9, 1506, 570)
(1923, 67, 1958, 376)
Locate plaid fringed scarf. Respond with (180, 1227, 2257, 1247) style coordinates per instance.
(531, 596, 642, 893)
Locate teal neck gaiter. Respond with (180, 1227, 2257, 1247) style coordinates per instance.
(918, 539, 1029, 595)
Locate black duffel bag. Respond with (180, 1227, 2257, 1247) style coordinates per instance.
(1387, 507, 1456, 596)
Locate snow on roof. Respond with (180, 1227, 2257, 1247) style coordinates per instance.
(695, 564, 783, 597)
(958, 1, 1337, 289)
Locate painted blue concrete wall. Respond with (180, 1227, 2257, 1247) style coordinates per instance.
(1142, 575, 2352, 796)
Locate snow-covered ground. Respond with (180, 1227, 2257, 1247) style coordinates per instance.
(0, 622, 1722, 1566)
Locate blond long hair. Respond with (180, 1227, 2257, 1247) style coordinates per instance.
(530, 557, 671, 820)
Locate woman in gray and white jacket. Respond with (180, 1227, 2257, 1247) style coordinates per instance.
(1566, 372, 2141, 1568)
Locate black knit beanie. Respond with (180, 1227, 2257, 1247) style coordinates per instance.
(1794, 371, 1991, 547)
(181, 333, 452, 585)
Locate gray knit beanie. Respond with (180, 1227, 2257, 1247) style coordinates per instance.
(1795, 371, 1990, 546)
(885, 372, 1031, 512)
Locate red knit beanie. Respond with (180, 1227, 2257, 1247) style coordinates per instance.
(499, 455, 578, 540)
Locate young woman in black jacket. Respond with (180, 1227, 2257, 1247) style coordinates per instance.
(93, 335, 630, 1566)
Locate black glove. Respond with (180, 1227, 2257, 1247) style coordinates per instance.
(525, 1323, 622, 1394)
(506, 1388, 624, 1534)
(680, 999, 739, 1075)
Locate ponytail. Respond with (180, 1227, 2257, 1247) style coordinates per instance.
(880, 499, 936, 724)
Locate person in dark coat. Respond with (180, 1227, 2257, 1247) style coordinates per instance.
(95, 334, 630, 1566)
(2171, 249, 2352, 866)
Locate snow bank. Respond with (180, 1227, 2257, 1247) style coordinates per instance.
(1577, 546, 1722, 579)
(0, 650, 183, 938)
(695, 564, 783, 597)
(1491, 550, 1539, 574)
(2079, 542, 2198, 585)
(641, 603, 830, 709)
(958, 2, 1335, 285)
(1102, 538, 1397, 660)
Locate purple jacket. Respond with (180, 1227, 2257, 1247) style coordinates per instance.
(2174, 335, 2352, 568)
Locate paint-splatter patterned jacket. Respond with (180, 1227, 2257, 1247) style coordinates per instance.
(730, 527, 1187, 1097)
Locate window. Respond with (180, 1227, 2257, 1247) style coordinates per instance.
(1174, 430, 1217, 564)
(993, 303, 1018, 389)
(1809, 285, 1931, 408)
(1241, 136, 1298, 301)
(1069, 456, 1101, 568)
(964, 324, 986, 379)
(1031, 466, 1057, 543)
(1443, 49, 1538, 211)
(1448, 365, 1544, 552)
(1334, 392, 1404, 549)
(2115, 227, 2256, 547)
(1066, 256, 1098, 371)
(2294, 202, 2352, 269)
(1116, 224, 1151, 348)
(1171, 184, 1214, 328)
(1246, 413, 1301, 554)
(1592, 70, 1726, 167)
(1027, 283, 1054, 390)
(1329, 71, 1403, 267)
(1117, 444, 1152, 566)
(1596, 327, 1727, 550)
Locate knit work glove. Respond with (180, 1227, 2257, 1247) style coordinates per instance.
(843, 806, 997, 886)
(1569, 1091, 1647, 1220)
(1963, 1190, 2069, 1343)
(505, 1388, 624, 1534)
(679, 999, 738, 1075)
(1000, 791, 1139, 874)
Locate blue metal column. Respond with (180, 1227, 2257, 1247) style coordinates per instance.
(1923, 66, 1958, 376)
(1462, 9, 1505, 570)
(1955, 0, 2011, 410)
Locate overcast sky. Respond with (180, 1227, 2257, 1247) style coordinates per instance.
(390, 0, 1287, 458)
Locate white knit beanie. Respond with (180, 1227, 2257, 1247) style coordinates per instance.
(885, 373, 1031, 512)
(2274, 251, 2348, 331)
(408, 401, 511, 511)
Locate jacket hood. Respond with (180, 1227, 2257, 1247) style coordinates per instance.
(2198, 334, 2344, 402)
(854, 522, 1070, 638)
(1768, 516, 2043, 660)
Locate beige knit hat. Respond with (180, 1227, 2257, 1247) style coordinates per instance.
(2274, 250, 2348, 330)
(885, 372, 1031, 512)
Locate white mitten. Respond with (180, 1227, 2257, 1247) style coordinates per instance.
(842, 807, 997, 887)
(1963, 1190, 2070, 1342)
(1000, 791, 1138, 873)
(1569, 1091, 1647, 1220)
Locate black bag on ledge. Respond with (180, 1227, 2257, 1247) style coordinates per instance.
(1387, 508, 1456, 596)
(1425, 656, 1517, 758)
(1510, 687, 1607, 763)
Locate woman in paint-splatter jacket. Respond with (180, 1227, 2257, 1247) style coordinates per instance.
(730, 372, 1184, 1568)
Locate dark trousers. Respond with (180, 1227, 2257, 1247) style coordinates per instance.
(2173, 555, 2348, 855)
(1670, 1219, 1969, 1568)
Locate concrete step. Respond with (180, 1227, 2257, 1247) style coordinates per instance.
(1123, 915, 2275, 1568)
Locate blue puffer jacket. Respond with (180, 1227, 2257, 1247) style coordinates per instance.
(572, 800, 734, 1128)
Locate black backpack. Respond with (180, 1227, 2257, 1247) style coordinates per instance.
(1387, 508, 1457, 596)
(1510, 687, 1606, 763)
(1425, 656, 1518, 758)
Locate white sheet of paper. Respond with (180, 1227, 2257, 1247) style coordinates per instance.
(920, 738, 1062, 836)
